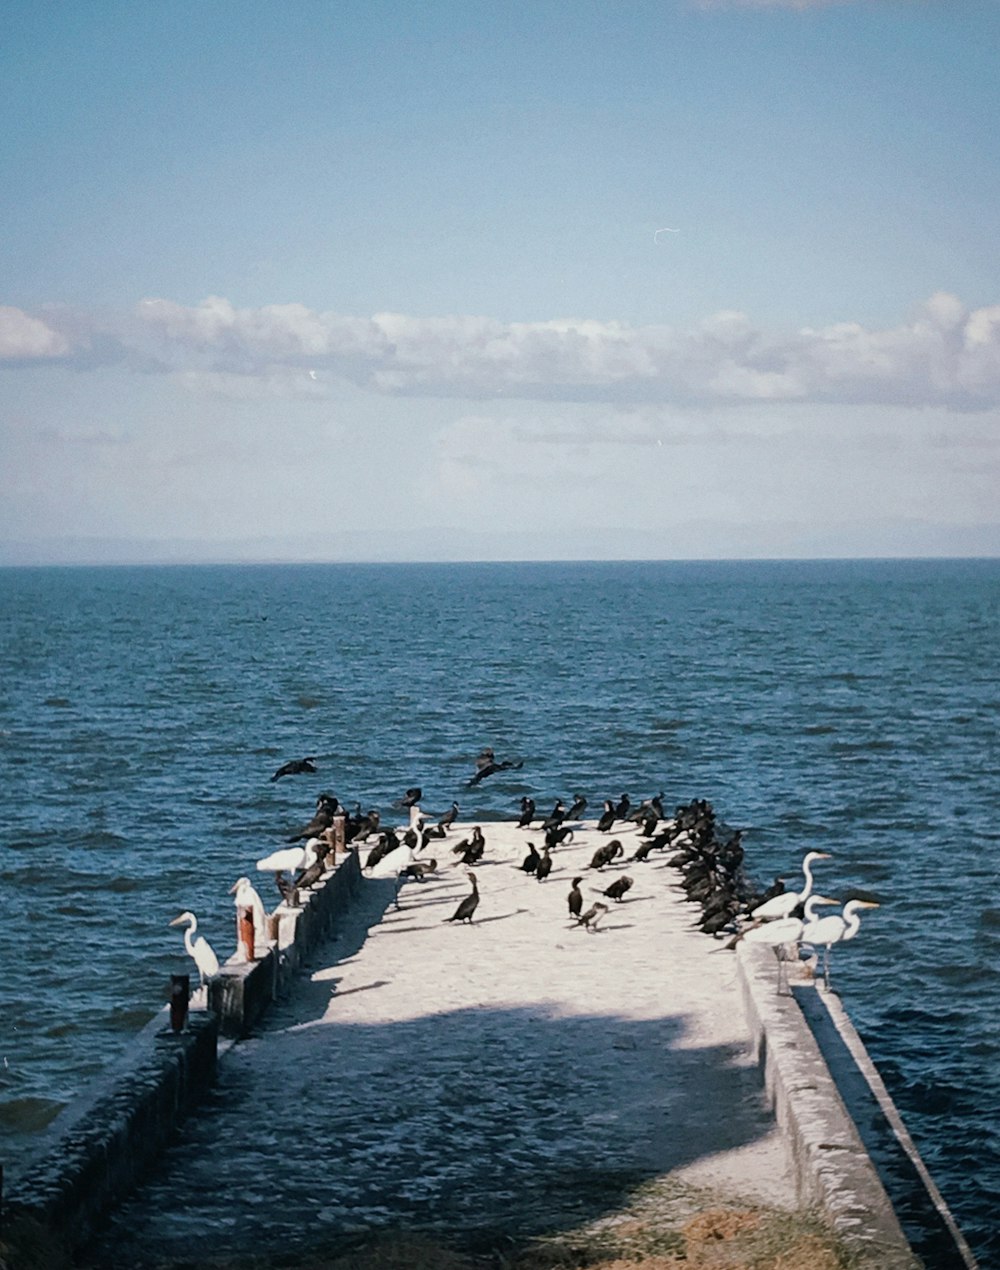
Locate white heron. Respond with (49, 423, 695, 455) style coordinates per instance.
(169, 911, 220, 986)
(228, 876, 269, 956)
(750, 850, 831, 921)
(740, 894, 838, 993)
(801, 899, 880, 989)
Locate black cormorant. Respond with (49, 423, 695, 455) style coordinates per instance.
(445, 871, 480, 923)
(270, 756, 318, 782)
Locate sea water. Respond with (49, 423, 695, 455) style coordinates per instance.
(0, 559, 997, 1262)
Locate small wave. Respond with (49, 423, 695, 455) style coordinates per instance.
(650, 718, 688, 732)
(0, 1095, 65, 1133)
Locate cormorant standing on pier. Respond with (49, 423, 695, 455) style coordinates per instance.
(567, 877, 583, 919)
(577, 902, 608, 932)
(446, 872, 480, 923)
(535, 846, 553, 882)
(517, 797, 536, 828)
(520, 842, 541, 874)
(589, 840, 624, 869)
(566, 794, 587, 821)
(438, 802, 459, 830)
(603, 875, 633, 902)
(596, 800, 616, 833)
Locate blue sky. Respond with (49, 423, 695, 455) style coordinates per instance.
(2, 0, 998, 562)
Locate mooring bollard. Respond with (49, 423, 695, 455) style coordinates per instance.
(170, 974, 190, 1032)
(238, 904, 256, 961)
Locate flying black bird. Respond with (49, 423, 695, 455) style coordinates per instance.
(445, 871, 480, 923)
(517, 797, 536, 828)
(567, 877, 583, 919)
(468, 747, 523, 786)
(589, 840, 624, 870)
(270, 756, 318, 782)
(603, 875, 634, 903)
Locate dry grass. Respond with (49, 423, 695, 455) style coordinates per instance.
(2, 1182, 854, 1270)
(78, 1181, 854, 1270)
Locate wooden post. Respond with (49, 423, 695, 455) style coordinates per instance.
(238, 904, 256, 961)
(169, 974, 190, 1032)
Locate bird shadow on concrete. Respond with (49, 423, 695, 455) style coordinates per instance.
(80, 997, 784, 1270)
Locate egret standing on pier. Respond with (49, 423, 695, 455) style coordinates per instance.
(169, 912, 220, 986)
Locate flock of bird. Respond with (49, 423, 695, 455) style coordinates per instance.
(169, 753, 880, 995)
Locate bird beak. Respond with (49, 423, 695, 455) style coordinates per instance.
(228, 881, 239, 894)
(860, 901, 880, 909)
(168, 914, 184, 927)
(813, 896, 839, 906)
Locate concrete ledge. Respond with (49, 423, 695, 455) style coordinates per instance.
(1, 1012, 217, 1255)
(0, 849, 365, 1261)
(736, 944, 920, 1269)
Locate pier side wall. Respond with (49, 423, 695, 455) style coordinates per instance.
(736, 943, 920, 1269)
(0, 850, 363, 1262)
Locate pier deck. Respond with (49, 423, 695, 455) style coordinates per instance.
(80, 820, 797, 1264)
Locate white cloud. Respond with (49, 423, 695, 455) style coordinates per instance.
(129, 291, 1000, 411)
(7, 292, 1000, 413)
(0, 306, 70, 360)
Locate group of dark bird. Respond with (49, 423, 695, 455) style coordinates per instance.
(265, 752, 791, 941)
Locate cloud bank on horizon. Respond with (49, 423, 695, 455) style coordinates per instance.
(5, 291, 1000, 412)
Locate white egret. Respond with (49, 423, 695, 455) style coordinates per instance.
(801, 899, 880, 989)
(228, 876, 269, 956)
(740, 894, 838, 993)
(169, 911, 220, 985)
(750, 850, 831, 921)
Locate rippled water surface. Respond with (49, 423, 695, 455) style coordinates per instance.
(1, 560, 997, 1261)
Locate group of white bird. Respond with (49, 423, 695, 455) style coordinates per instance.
(738, 849, 880, 991)
(169, 875, 270, 988)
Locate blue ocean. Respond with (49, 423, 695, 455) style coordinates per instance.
(1, 559, 997, 1263)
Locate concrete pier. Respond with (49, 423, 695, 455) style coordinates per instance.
(1, 820, 974, 1268)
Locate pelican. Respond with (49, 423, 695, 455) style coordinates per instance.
(169, 912, 220, 985)
(750, 851, 831, 921)
(801, 899, 880, 989)
(255, 838, 316, 874)
(228, 877, 269, 955)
